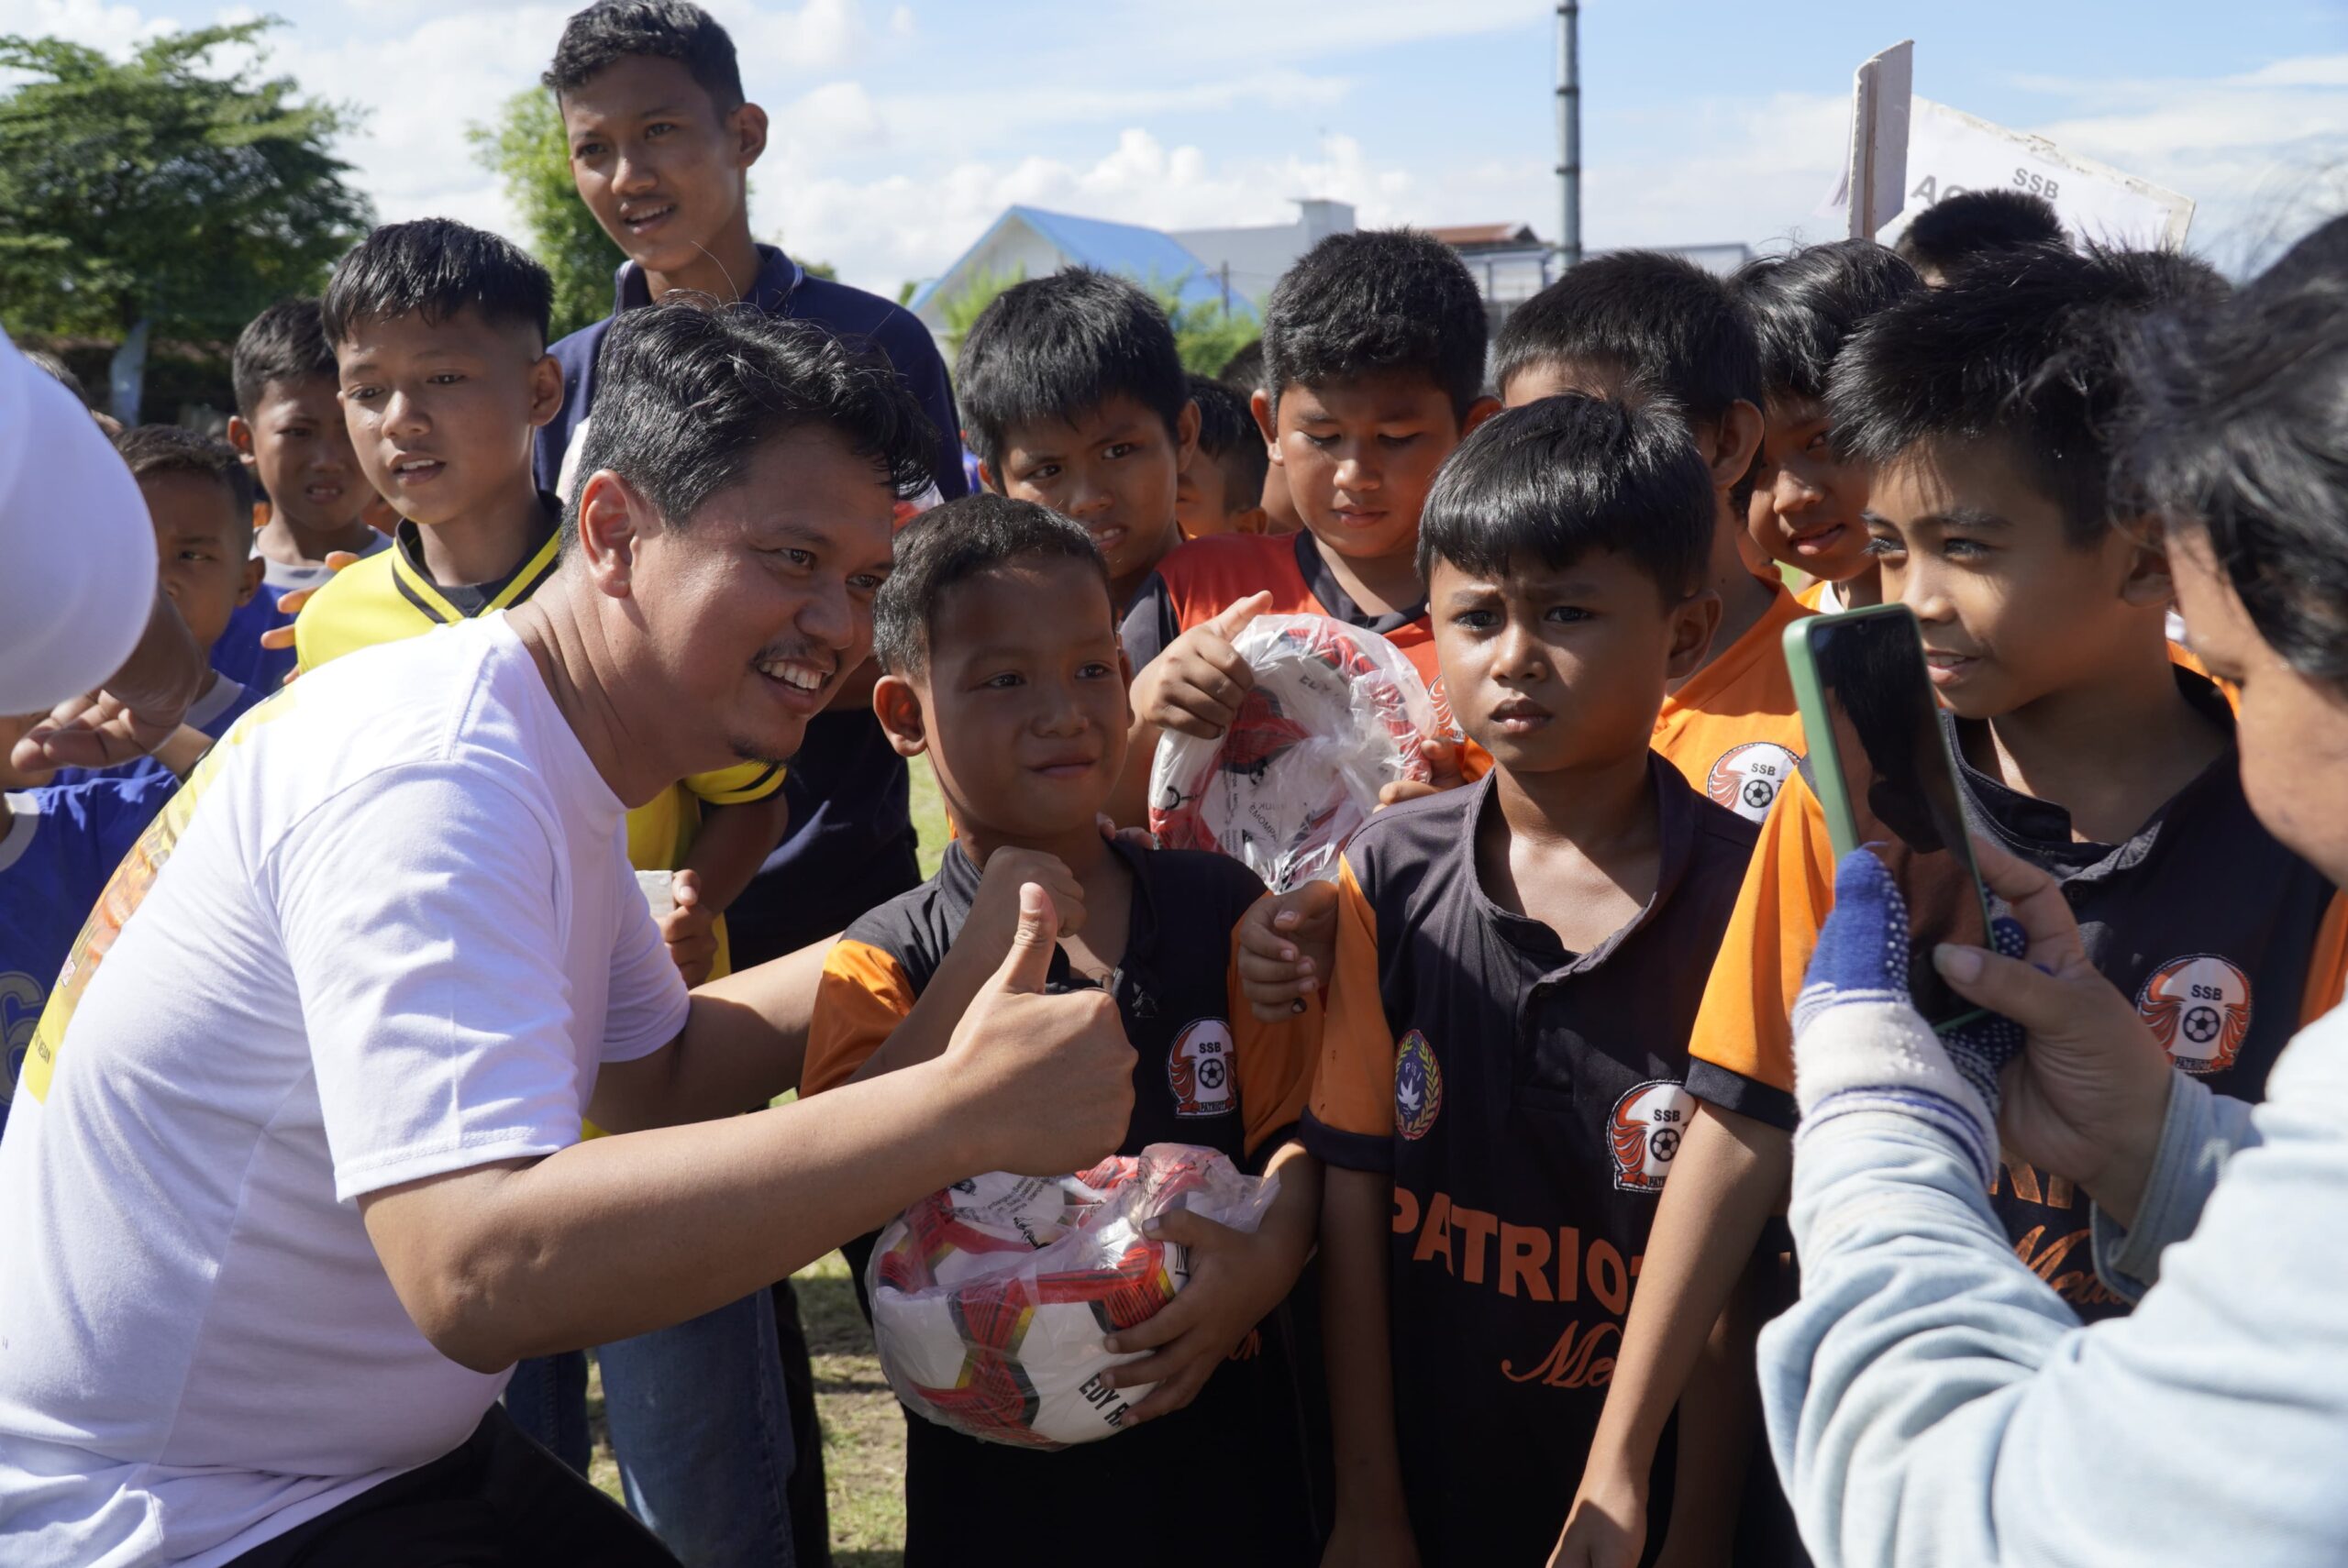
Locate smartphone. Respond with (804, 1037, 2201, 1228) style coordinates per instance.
(1784, 604, 1994, 1032)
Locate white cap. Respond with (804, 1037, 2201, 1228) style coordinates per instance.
(0, 331, 157, 714)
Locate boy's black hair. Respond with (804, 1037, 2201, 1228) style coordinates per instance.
(322, 218, 554, 349)
(1218, 338, 1265, 392)
(23, 348, 87, 405)
(563, 301, 934, 548)
(231, 299, 337, 418)
(1496, 250, 1762, 427)
(2127, 214, 2348, 690)
(1830, 242, 2227, 545)
(1732, 241, 1922, 408)
(871, 493, 1110, 678)
(1417, 392, 1712, 604)
(116, 425, 258, 542)
(955, 269, 1187, 469)
(1188, 372, 1268, 507)
(1895, 191, 2067, 278)
(545, 0, 744, 112)
(1261, 229, 1489, 421)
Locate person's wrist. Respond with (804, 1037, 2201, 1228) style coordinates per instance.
(2077, 1064, 2176, 1231)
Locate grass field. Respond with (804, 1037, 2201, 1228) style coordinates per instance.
(583, 754, 951, 1562)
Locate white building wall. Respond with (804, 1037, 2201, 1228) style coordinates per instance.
(1168, 200, 1357, 308)
(911, 219, 1073, 337)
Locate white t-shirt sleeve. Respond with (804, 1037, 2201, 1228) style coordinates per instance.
(271, 761, 607, 1202)
(603, 856, 691, 1065)
(0, 331, 158, 712)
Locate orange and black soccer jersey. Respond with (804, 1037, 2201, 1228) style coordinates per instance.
(1652, 579, 1811, 828)
(805, 840, 1322, 1568)
(1689, 669, 2348, 1320)
(1119, 528, 1445, 692)
(1303, 759, 1757, 1567)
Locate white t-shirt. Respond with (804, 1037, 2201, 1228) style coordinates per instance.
(0, 613, 690, 1567)
(0, 331, 157, 712)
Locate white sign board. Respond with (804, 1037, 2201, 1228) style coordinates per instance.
(1888, 97, 2195, 251)
(1844, 41, 1913, 239)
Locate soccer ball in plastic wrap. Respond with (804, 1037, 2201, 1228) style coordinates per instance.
(1148, 613, 1440, 890)
(867, 1144, 1279, 1449)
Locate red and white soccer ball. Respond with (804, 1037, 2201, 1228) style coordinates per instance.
(868, 1145, 1274, 1449)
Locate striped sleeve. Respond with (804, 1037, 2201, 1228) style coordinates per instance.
(803, 938, 918, 1096)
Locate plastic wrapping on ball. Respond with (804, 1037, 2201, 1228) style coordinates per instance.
(1146, 613, 1440, 890)
(867, 1144, 1279, 1449)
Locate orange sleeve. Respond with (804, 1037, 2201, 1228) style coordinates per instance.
(1688, 770, 1835, 1097)
(2300, 890, 2348, 1027)
(1304, 859, 1395, 1139)
(1230, 905, 1326, 1159)
(802, 939, 917, 1097)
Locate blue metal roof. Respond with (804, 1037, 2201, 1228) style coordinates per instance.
(910, 205, 1248, 317)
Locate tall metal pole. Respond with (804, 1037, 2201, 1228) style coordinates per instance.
(1556, 1, 1581, 268)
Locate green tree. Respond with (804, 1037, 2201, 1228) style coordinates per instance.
(469, 87, 626, 342)
(0, 20, 372, 421)
(1153, 276, 1257, 377)
(936, 263, 1026, 356)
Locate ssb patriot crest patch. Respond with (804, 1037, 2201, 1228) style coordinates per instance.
(1706, 741, 1797, 823)
(2137, 954, 2254, 1076)
(1168, 1018, 1235, 1118)
(1610, 1080, 1693, 1193)
(1394, 1030, 1443, 1141)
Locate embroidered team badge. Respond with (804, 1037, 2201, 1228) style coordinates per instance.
(2136, 955, 2254, 1076)
(1609, 1080, 1694, 1193)
(1706, 742, 1797, 823)
(1394, 1030, 1443, 1141)
(1168, 1019, 1236, 1118)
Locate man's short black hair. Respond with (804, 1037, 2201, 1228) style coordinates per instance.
(1831, 242, 2229, 545)
(1261, 229, 1490, 421)
(956, 269, 1186, 469)
(322, 218, 554, 349)
(564, 301, 935, 548)
(2126, 215, 2348, 691)
(1218, 338, 1265, 392)
(1188, 373, 1268, 509)
(1418, 393, 1712, 604)
(232, 299, 338, 418)
(545, 0, 744, 112)
(1733, 241, 1922, 409)
(1496, 250, 1762, 427)
(116, 425, 258, 544)
(1894, 191, 2067, 279)
(871, 493, 1109, 678)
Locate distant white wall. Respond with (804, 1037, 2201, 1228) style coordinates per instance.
(912, 218, 1071, 337)
(1169, 200, 1357, 309)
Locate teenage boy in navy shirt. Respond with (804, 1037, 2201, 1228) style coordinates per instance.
(1244, 394, 1759, 1566)
(535, 5, 965, 1554)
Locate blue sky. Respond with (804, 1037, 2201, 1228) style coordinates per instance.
(7, 0, 2347, 294)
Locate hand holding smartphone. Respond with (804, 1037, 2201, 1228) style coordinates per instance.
(1786, 604, 1996, 1033)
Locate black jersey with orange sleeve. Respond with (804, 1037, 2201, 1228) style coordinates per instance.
(1301, 757, 1757, 1568)
(803, 838, 1322, 1568)
(1688, 670, 2348, 1321)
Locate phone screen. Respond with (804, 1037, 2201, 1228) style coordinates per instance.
(1805, 613, 1991, 1026)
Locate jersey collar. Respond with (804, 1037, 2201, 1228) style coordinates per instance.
(389, 495, 564, 624)
(1292, 529, 1425, 637)
(615, 244, 804, 316)
(1662, 576, 1802, 715)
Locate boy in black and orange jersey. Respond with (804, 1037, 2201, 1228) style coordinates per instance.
(1730, 240, 1924, 615)
(803, 494, 1324, 1568)
(958, 268, 1200, 613)
(1113, 229, 1501, 823)
(1496, 252, 1807, 829)
(1243, 394, 1756, 1567)
(291, 219, 788, 985)
(1557, 244, 2348, 1568)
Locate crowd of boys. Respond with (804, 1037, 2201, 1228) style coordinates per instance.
(3, 2, 2338, 1565)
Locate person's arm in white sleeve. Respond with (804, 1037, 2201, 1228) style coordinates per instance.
(2089, 1070, 2261, 1300)
(1761, 845, 2348, 1568)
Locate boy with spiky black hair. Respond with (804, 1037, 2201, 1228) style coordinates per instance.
(1556, 242, 2347, 1568)
(1174, 372, 1268, 538)
(958, 268, 1200, 607)
(1894, 188, 2066, 284)
(1114, 228, 1499, 823)
(805, 492, 1324, 1568)
(1732, 240, 1924, 613)
(1496, 250, 1808, 830)
(1239, 392, 1756, 1566)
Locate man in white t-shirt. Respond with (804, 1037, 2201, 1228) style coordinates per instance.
(0, 304, 1136, 1568)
